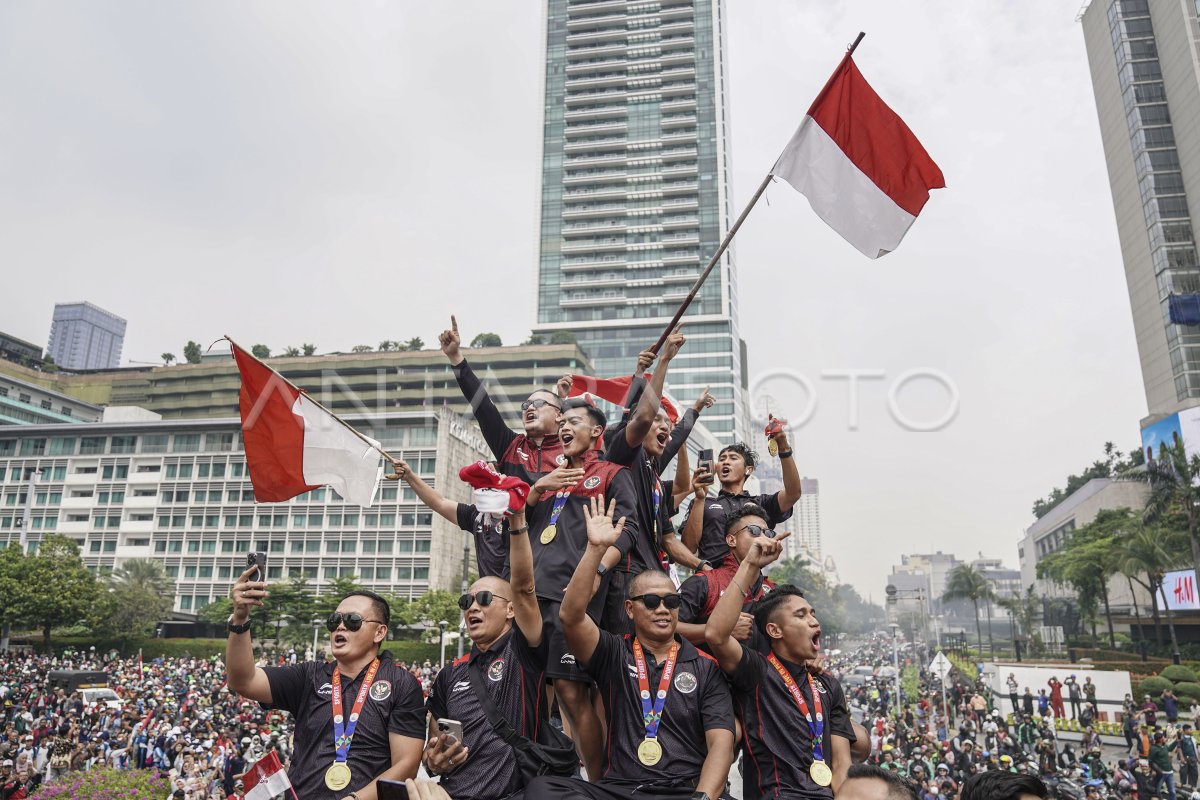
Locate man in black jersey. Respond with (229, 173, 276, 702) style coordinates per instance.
(525, 495, 735, 800)
(706, 535, 854, 799)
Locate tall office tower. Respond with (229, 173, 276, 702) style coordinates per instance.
(788, 477, 821, 561)
(46, 302, 127, 371)
(534, 0, 749, 442)
(1081, 0, 1200, 419)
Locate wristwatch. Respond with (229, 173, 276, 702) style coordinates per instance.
(227, 616, 252, 635)
(695, 560, 712, 573)
(596, 563, 609, 576)
(691, 792, 711, 800)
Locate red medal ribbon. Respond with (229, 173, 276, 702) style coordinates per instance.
(632, 638, 678, 738)
(767, 653, 826, 763)
(331, 658, 381, 762)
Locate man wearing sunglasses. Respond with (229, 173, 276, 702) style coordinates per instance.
(680, 435, 801, 572)
(705, 534, 855, 799)
(526, 495, 735, 800)
(423, 489, 554, 800)
(226, 578, 425, 800)
(676, 505, 778, 655)
(440, 315, 565, 485)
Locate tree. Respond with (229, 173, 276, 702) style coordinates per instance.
(42, 355, 58, 373)
(1033, 442, 1144, 519)
(469, 333, 502, 348)
(0, 545, 29, 636)
(282, 346, 301, 357)
(262, 577, 317, 643)
(183, 341, 202, 364)
(406, 337, 425, 351)
(251, 344, 271, 359)
(19, 535, 102, 649)
(997, 586, 1042, 651)
(395, 590, 462, 636)
(1119, 523, 1185, 661)
(302, 344, 317, 356)
(161, 353, 176, 366)
(548, 331, 577, 345)
(1142, 438, 1200, 584)
(98, 559, 175, 646)
(351, 345, 373, 353)
(378, 340, 396, 352)
(524, 334, 545, 345)
(313, 576, 366, 620)
(943, 563, 995, 653)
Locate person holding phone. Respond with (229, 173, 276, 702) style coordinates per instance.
(680, 425, 802, 571)
(225, 578, 425, 800)
(422, 478, 552, 800)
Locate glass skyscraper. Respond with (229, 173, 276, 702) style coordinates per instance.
(534, 0, 749, 442)
(47, 302, 127, 371)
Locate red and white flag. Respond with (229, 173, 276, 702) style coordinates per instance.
(232, 342, 383, 508)
(567, 374, 681, 423)
(242, 750, 295, 800)
(773, 53, 945, 258)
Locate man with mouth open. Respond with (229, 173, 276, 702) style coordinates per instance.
(421, 497, 567, 800)
(705, 512, 855, 799)
(225, 580, 425, 800)
(440, 314, 565, 485)
(523, 495, 735, 800)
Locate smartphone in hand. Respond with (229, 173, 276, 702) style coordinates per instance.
(247, 552, 267, 583)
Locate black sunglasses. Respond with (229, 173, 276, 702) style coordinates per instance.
(520, 398, 560, 412)
(734, 523, 778, 539)
(630, 593, 682, 611)
(458, 591, 510, 610)
(326, 612, 386, 632)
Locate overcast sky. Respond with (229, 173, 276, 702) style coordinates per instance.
(0, 1, 1147, 597)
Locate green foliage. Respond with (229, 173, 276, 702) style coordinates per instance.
(251, 344, 271, 359)
(524, 333, 545, 345)
(283, 346, 301, 357)
(20, 535, 102, 648)
(943, 563, 996, 647)
(1162, 664, 1199, 683)
(548, 330, 577, 345)
(1140, 675, 1172, 697)
(161, 352, 175, 366)
(302, 343, 317, 356)
(29, 766, 170, 798)
(0, 545, 28, 631)
(182, 340, 202, 364)
(901, 664, 919, 700)
(1032, 442, 1144, 519)
(95, 558, 175, 645)
(764, 558, 884, 636)
(406, 336, 425, 351)
(351, 344, 373, 353)
(470, 333, 502, 348)
(380, 640, 441, 664)
(395, 589, 462, 632)
(41, 355, 58, 373)
(1174, 682, 1200, 701)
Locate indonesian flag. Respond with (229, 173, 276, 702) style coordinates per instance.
(567, 374, 681, 423)
(232, 341, 383, 508)
(242, 750, 295, 800)
(773, 54, 945, 259)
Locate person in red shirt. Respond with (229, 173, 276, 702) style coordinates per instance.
(1047, 677, 1065, 718)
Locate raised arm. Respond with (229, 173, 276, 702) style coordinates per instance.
(680, 468, 712, 553)
(773, 425, 802, 512)
(662, 530, 700, 570)
(624, 330, 685, 447)
(225, 566, 273, 704)
(386, 459, 457, 523)
(507, 507, 542, 647)
(440, 315, 516, 460)
(705, 537, 784, 674)
(672, 444, 692, 510)
(560, 495, 626, 668)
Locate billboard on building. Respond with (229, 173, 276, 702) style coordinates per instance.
(1141, 407, 1200, 466)
(1164, 569, 1200, 611)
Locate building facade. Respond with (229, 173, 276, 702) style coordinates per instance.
(1081, 0, 1200, 419)
(533, 0, 750, 442)
(0, 374, 102, 426)
(0, 332, 43, 369)
(0, 408, 489, 612)
(46, 302, 127, 371)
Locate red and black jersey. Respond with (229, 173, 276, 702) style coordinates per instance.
(452, 359, 565, 485)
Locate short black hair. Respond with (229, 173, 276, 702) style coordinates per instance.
(752, 584, 806, 637)
(719, 442, 758, 469)
(343, 590, 391, 629)
(725, 503, 769, 535)
(562, 397, 607, 429)
(845, 764, 920, 800)
(960, 770, 1049, 800)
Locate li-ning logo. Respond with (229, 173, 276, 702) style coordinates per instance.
(1175, 573, 1196, 605)
(317, 683, 333, 697)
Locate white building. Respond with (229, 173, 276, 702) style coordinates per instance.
(46, 302, 127, 371)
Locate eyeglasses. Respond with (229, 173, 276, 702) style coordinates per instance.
(630, 593, 683, 611)
(325, 612, 386, 632)
(458, 591, 510, 610)
(521, 399, 560, 412)
(734, 523, 778, 539)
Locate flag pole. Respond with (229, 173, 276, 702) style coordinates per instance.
(647, 32, 866, 355)
(224, 337, 395, 465)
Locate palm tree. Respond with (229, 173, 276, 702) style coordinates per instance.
(1119, 524, 1184, 663)
(998, 586, 1041, 653)
(406, 337, 425, 351)
(943, 563, 996, 654)
(161, 353, 175, 366)
(110, 558, 175, 597)
(1143, 439, 1200, 582)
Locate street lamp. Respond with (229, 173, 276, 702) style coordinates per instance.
(889, 622, 901, 721)
(438, 620, 449, 667)
(311, 619, 322, 660)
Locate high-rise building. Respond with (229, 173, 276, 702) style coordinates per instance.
(47, 302, 127, 371)
(1081, 0, 1200, 419)
(533, 0, 750, 442)
(789, 477, 821, 561)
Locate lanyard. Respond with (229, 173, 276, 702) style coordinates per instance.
(632, 639, 678, 741)
(549, 489, 571, 526)
(767, 653, 825, 763)
(650, 471, 667, 569)
(331, 658, 380, 764)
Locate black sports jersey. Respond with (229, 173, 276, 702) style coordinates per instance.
(585, 632, 734, 786)
(686, 489, 794, 566)
(454, 503, 510, 580)
(427, 624, 551, 800)
(730, 649, 855, 800)
(263, 652, 425, 800)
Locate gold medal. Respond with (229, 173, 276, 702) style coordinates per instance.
(540, 524, 557, 545)
(767, 438, 779, 457)
(637, 737, 662, 766)
(810, 759, 833, 787)
(325, 762, 352, 791)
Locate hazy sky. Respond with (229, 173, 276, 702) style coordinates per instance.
(0, 1, 1147, 595)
